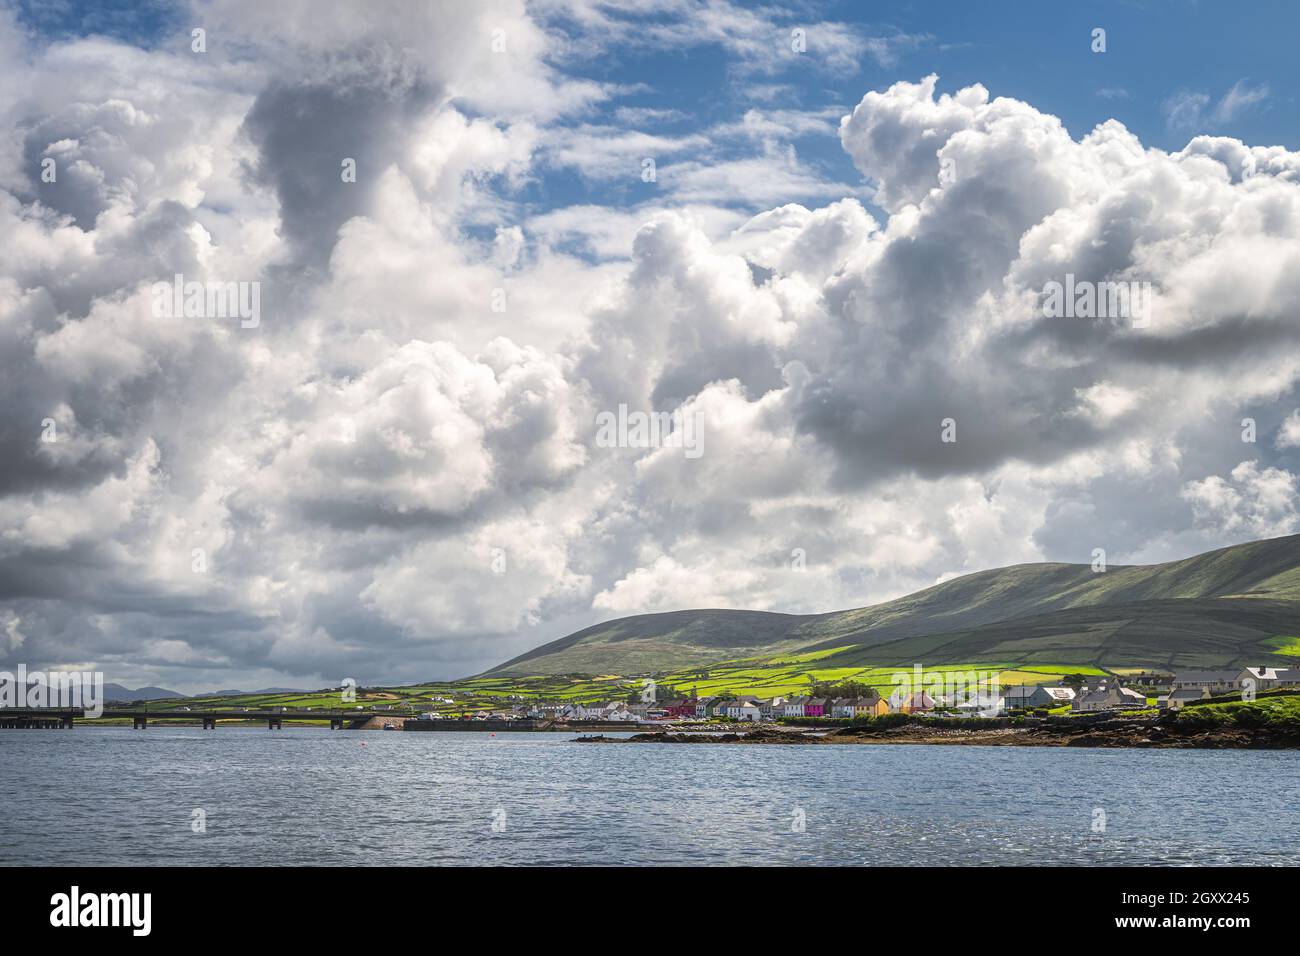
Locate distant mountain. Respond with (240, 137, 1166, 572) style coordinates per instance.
(194, 687, 307, 697)
(101, 683, 186, 702)
(8, 678, 184, 702)
(487, 534, 1300, 676)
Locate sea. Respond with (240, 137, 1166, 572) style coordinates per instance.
(2, 727, 1295, 866)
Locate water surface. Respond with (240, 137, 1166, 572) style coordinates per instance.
(1, 727, 1294, 865)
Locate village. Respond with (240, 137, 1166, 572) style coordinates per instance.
(418, 665, 1300, 724)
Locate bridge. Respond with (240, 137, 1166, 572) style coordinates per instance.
(0, 708, 412, 730)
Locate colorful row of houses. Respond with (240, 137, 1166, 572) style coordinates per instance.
(494, 692, 910, 723)
(658, 692, 932, 720)
(467, 664, 1300, 723)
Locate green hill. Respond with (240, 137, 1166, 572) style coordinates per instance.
(488, 534, 1300, 676)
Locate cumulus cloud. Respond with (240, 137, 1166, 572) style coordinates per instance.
(1182, 462, 1300, 538)
(1276, 409, 1300, 449)
(3, 2, 1299, 693)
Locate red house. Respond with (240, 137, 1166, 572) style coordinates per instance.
(662, 698, 697, 717)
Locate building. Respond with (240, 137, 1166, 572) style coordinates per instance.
(783, 697, 808, 718)
(1169, 670, 1240, 695)
(758, 698, 786, 720)
(728, 701, 762, 721)
(1005, 685, 1076, 709)
(563, 700, 636, 720)
(724, 696, 761, 720)
(853, 696, 889, 718)
(694, 697, 718, 719)
(1159, 688, 1210, 711)
(804, 698, 830, 718)
(830, 695, 888, 718)
(889, 690, 937, 713)
(661, 698, 697, 718)
(1237, 667, 1300, 691)
(708, 697, 735, 718)
(1072, 686, 1147, 712)
(1126, 672, 1175, 692)
(955, 694, 1004, 716)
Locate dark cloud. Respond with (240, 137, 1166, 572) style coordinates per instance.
(241, 61, 438, 273)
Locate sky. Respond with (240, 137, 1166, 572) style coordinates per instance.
(2, 0, 1299, 692)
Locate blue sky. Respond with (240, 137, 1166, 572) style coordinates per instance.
(515, 0, 1299, 223)
(17, 1, 1298, 229)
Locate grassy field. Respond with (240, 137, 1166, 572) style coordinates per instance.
(129, 653, 1126, 715)
(1169, 693, 1300, 732)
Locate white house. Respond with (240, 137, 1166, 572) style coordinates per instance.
(954, 695, 1004, 716)
(1073, 686, 1147, 712)
(783, 697, 808, 718)
(1159, 688, 1209, 711)
(1237, 667, 1300, 691)
(1005, 685, 1077, 708)
(730, 702, 761, 721)
(724, 697, 761, 720)
(1169, 670, 1239, 695)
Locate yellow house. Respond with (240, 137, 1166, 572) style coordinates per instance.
(853, 697, 890, 718)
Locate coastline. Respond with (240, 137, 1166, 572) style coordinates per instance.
(574, 719, 1300, 749)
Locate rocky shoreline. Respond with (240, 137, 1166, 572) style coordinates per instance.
(573, 719, 1300, 749)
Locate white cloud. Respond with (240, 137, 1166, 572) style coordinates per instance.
(1214, 80, 1270, 122)
(1277, 409, 1300, 449)
(1182, 462, 1300, 538)
(1165, 79, 1270, 131)
(4, 6, 1300, 693)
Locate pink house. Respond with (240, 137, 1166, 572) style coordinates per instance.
(803, 697, 829, 717)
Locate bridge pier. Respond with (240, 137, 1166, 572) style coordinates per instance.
(62, 715, 74, 729)
(133, 716, 147, 730)
(330, 718, 344, 730)
(267, 718, 282, 730)
(202, 718, 217, 730)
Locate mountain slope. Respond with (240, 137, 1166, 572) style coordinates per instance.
(101, 684, 185, 702)
(488, 534, 1300, 675)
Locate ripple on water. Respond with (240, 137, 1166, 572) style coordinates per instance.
(0, 729, 1295, 865)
